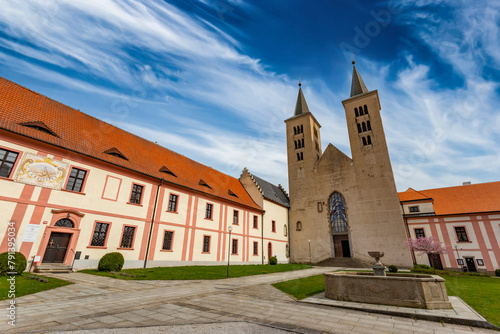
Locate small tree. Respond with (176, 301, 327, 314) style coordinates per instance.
(406, 237, 447, 272)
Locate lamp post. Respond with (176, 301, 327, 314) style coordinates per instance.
(308, 239, 311, 267)
(227, 226, 233, 278)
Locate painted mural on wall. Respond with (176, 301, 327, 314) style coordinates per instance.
(14, 153, 69, 190)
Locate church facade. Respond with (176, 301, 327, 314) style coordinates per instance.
(286, 63, 413, 267)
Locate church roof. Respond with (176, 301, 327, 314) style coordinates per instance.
(0, 76, 262, 211)
(399, 181, 500, 215)
(251, 174, 290, 208)
(294, 84, 310, 116)
(350, 62, 369, 97)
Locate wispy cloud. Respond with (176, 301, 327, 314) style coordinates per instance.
(0, 0, 498, 192)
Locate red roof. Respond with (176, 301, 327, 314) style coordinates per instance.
(399, 181, 500, 215)
(0, 77, 261, 211)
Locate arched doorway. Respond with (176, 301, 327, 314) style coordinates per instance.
(42, 218, 74, 263)
(329, 192, 351, 258)
(268, 242, 272, 263)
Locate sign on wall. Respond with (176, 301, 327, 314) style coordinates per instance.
(21, 224, 41, 242)
(14, 153, 69, 190)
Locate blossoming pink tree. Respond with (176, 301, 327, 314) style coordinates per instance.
(405, 236, 447, 269)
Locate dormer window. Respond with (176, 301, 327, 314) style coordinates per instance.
(159, 166, 176, 177)
(104, 147, 128, 160)
(409, 206, 420, 212)
(228, 189, 238, 197)
(20, 121, 58, 137)
(199, 179, 212, 189)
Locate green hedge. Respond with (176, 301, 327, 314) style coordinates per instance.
(0, 252, 27, 276)
(98, 252, 124, 272)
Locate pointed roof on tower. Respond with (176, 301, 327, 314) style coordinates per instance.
(294, 82, 310, 116)
(350, 61, 369, 97)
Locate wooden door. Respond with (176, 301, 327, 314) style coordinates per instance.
(333, 235, 349, 257)
(43, 233, 71, 263)
(465, 257, 477, 272)
(267, 243, 272, 263)
(428, 254, 444, 270)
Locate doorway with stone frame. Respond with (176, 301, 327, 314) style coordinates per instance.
(329, 192, 351, 258)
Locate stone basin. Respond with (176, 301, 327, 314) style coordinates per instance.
(324, 271, 452, 309)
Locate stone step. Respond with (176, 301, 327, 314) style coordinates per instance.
(315, 257, 372, 268)
(35, 264, 73, 273)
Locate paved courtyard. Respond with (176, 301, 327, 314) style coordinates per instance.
(1, 267, 498, 334)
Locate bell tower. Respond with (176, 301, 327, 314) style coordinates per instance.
(285, 83, 322, 200)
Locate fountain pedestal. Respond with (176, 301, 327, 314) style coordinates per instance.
(368, 251, 386, 276)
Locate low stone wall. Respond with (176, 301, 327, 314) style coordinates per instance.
(324, 272, 452, 309)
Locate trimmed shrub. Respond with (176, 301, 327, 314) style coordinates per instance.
(98, 252, 124, 272)
(410, 264, 434, 274)
(414, 264, 432, 270)
(0, 251, 27, 276)
(269, 256, 278, 265)
(388, 265, 398, 273)
(495, 269, 500, 277)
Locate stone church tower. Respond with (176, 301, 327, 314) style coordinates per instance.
(285, 62, 412, 267)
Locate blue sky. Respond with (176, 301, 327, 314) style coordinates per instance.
(0, 0, 499, 192)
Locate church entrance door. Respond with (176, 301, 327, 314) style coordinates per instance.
(333, 234, 350, 258)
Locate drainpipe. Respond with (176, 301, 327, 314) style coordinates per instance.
(143, 178, 164, 269)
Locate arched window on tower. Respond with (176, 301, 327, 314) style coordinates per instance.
(300, 125, 303, 133)
(362, 122, 367, 132)
(367, 135, 372, 145)
(300, 152, 303, 160)
(357, 123, 362, 133)
(359, 106, 364, 115)
(364, 105, 368, 114)
(367, 120, 371, 131)
(297, 153, 300, 161)
(294, 127, 297, 135)
(362, 137, 367, 146)
(329, 192, 348, 233)
(354, 108, 359, 117)
(301, 138, 304, 147)
(294, 141, 298, 149)
(296, 221, 302, 231)
(298, 140, 301, 148)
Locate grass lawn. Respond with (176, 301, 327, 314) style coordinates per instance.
(272, 274, 324, 300)
(443, 275, 500, 327)
(272, 273, 500, 327)
(0, 274, 72, 301)
(80, 263, 311, 280)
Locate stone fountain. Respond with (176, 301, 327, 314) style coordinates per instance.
(323, 251, 452, 309)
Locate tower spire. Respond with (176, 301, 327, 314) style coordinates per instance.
(350, 61, 369, 97)
(294, 82, 310, 116)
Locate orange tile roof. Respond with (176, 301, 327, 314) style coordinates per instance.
(0, 77, 261, 211)
(398, 188, 431, 202)
(399, 181, 500, 215)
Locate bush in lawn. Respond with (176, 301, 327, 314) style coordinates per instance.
(496, 269, 500, 277)
(0, 251, 27, 276)
(410, 264, 434, 274)
(388, 265, 398, 273)
(98, 252, 124, 272)
(269, 256, 278, 265)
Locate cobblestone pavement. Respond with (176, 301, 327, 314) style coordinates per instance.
(1, 267, 498, 334)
